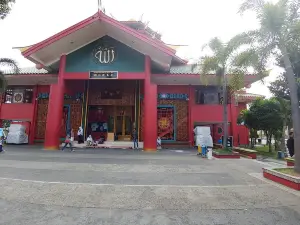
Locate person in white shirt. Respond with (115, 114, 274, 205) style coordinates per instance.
(77, 127, 84, 144)
(157, 137, 161, 148)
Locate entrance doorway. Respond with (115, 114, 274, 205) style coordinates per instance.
(87, 105, 134, 141)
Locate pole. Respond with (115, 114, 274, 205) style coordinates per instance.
(222, 70, 229, 149)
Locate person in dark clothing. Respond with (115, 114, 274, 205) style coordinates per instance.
(287, 129, 294, 157)
(132, 128, 138, 149)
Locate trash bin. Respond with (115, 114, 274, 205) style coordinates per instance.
(277, 151, 284, 159)
(257, 138, 262, 144)
(201, 145, 207, 157)
(207, 148, 212, 160)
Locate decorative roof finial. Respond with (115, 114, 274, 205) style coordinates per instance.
(98, 0, 105, 13)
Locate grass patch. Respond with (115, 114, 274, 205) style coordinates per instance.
(254, 145, 277, 158)
(273, 168, 300, 177)
(213, 148, 234, 155)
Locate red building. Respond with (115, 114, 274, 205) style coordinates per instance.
(1, 11, 262, 150)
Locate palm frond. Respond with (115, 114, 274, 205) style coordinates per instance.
(199, 56, 221, 75)
(227, 69, 245, 91)
(0, 0, 16, 19)
(287, 0, 300, 21)
(0, 58, 20, 74)
(239, 0, 265, 15)
(231, 49, 259, 69)
(206, 37, 225, 56)
(199, 56, 222, 85)
(259, 2, 287, 37)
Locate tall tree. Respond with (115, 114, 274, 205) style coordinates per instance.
(196, 37, 266, 149)
(241, 98, 284, 152)
(238, 0, 300, 172)
(0, 0, 15, 19)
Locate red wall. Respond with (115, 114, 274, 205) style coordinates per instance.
(158, 85, 189, 94)
(189, 86, 231, 123)
(157, 85, 233, 145)
(0, 103, 34, 120)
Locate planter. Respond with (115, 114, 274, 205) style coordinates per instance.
(213, 151, 240, 159)
(263, 168, 300, 191)
(285, 158, 295, 167)
(233, 147, 257, 159)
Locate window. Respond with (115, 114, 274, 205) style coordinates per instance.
(195, 86, 221, 105)
(195, 86, 232, 105)
(4, 87, 33, 103)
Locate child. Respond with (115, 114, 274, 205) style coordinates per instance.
(0, 136, 4, 153)
(62, 134, 74, 152)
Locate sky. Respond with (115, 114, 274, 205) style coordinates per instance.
(0, 0, 281, 97)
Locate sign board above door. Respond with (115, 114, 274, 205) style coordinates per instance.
(89, 71, 118, 79)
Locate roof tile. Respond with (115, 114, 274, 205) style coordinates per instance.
(2, 67, 50, 75)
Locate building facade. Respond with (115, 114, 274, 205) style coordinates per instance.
(1, 11, 262, 150)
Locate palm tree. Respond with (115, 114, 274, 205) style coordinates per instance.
(0, 0, 16, 19)
(0, 58, 19, 92)
(196, 37, 267, 149)
(238, 0, 300, 172)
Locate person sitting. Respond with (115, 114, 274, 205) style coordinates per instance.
(86, 135, 93, 146)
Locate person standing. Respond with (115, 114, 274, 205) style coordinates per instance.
(62, 134, 74, 152)
(0, 136, 5, 153)
(287, 129, 294, 157)
(77, 127, 84, 144)
(132, 128, 138, 149)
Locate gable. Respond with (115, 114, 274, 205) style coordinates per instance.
(65, 36, 145, 73)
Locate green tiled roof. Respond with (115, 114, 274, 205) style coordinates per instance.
(2, 67, 50, 75)
(169, 64, 200, 74)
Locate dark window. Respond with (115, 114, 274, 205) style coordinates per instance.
(195, 86, 232, 105)
(195, 86, 221, 105)
(4, 87, 33, 103)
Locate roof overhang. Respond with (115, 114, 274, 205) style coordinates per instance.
(19, 12, 187, 70)
(152, 74, 262, 86)
(5, 74, 58, 85)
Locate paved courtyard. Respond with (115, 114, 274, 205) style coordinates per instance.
(0, 146, 300, 225)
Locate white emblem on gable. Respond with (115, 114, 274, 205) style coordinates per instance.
(94, 46, 115, 64)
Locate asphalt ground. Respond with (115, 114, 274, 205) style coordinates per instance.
(0, 146, 299, 225)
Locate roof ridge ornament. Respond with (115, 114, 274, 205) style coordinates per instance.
(97, 0, 105, 14)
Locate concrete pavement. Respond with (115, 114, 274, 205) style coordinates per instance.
(0, 146, 300, 224)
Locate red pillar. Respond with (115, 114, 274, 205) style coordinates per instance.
(29, 85, 38, 144)
(44, 55, 66, 150)
(230, 95, 239, 147)
(188, 85, 194, 147)
(143, 55, 157, 151)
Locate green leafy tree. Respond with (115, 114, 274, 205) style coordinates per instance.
(0, 0, 16, 19)
(238, 0, 300, 172)
(242, 98, 284, 152)
(196, 37, 267, 149)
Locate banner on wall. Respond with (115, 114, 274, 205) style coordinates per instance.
(157, 106, 175, 141)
